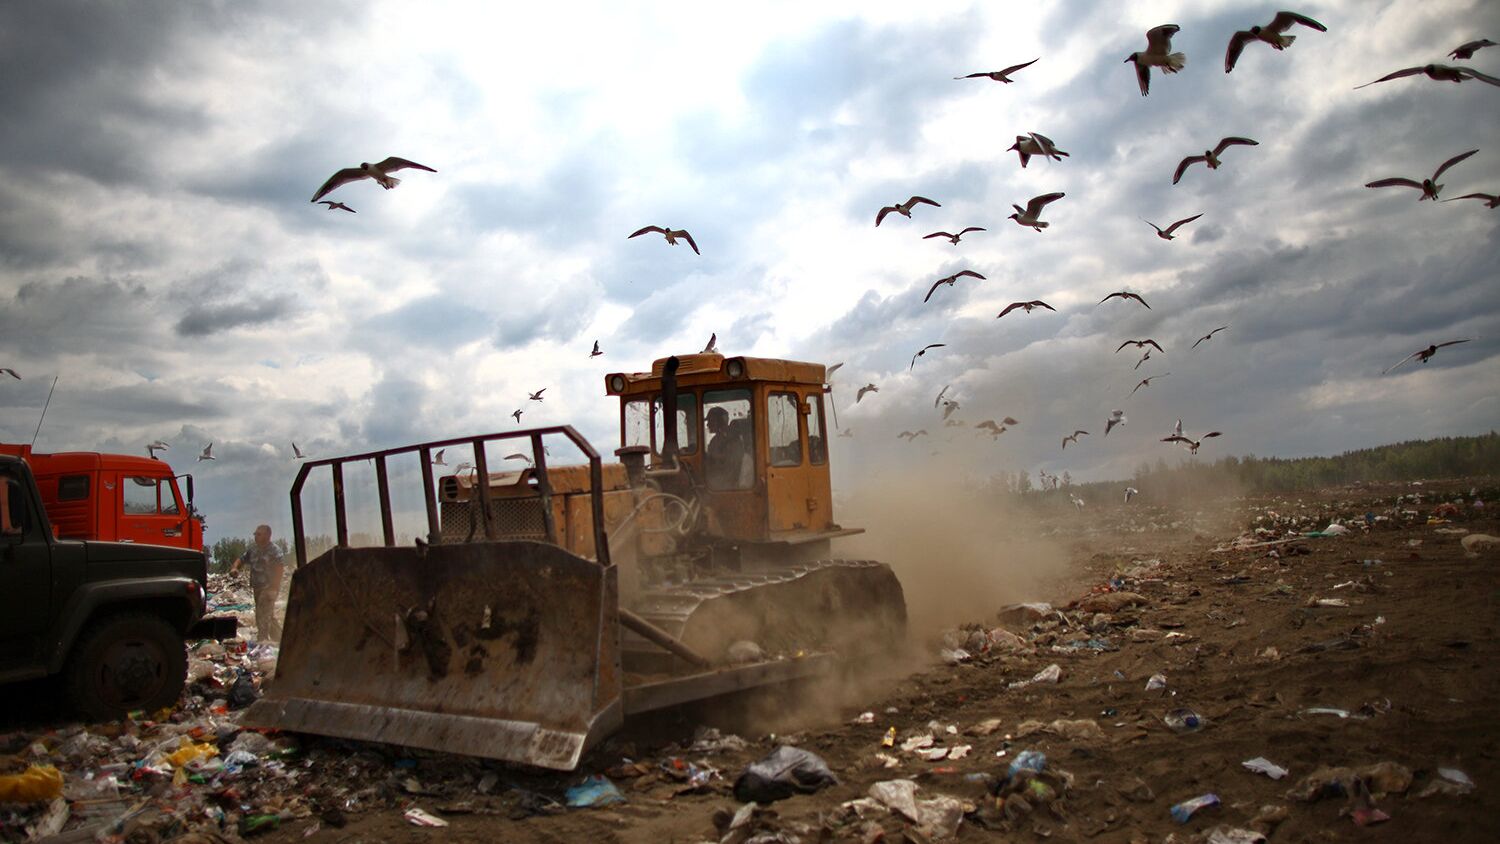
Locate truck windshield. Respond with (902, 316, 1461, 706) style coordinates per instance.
(651, 392, 699, 455)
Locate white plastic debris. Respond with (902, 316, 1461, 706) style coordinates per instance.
(1242, 757, 1290, 780)
(403, 807, 449, 827)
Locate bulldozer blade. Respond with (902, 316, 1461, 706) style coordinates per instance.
(242, 540, 623, 771)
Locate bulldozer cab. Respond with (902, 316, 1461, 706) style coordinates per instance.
(606, 353, 838, 544)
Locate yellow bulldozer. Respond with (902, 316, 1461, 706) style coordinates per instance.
(243, 351, 907, 770)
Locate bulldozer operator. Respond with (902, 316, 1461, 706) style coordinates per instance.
(705, 406, 750, 490)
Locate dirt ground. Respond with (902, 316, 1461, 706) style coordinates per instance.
(6, 478, 1496, 843)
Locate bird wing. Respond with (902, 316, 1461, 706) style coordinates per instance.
(1074, 430, 1090, 437)
(1131, 380, 1148, 395)
(1099, 292, 1124, 304)
(923, 232, 954, 240)
(857, 386, 873, 402)
(1192, 334, 1208, 348)
(1143, 219, 1166, 235)
(934, 385, 949, 408)
(1035, 301, 1055, 311)
(875, 206, 897, 226)
(1432, 149, 1479, 181)
(1382, 351, 1421, 374)
(1214, 136, 1259, 155)
(310, 167, 367, 202)
(703, 332, 717, 352)
(957, 72, 990, 79)
(1225, 30, 1254, 73)
(629, 225, 667, 238)
(1269, 10, 1326, 33)
(997, 302, 1023, 318)
(826, 362, 843, 379)
(1435, 339, 1473, 349)
(1365, 178, 1425, 191)
(924, 343, 946, 352)
(1025, 192, 1065, 216)
(908, 196, 940, 208)
(536, 388, 546, 397)
(1129, 293, 1151, 309)
(1029, 132, 1058, 151)
(674, 230, 701, 254)
(1173, 155, 1206, 184)
(955, 270, 985, 280)
(1165, 213, 1203, 234)
(1142, 339, 1163, 352)
(1445, 192, 1498, 202)
(592, 341, 601, 353)
(910, 352, 919, 370)
(1201, 431, 1222, 439)
(1146, 24, 1180, 53)
(374, 156, 437, 173)
(1354, 67, 1425, 88)
(1002, 417, 1019, 426)
(958, 226, 987, 236)
(1161, 435, 1190, 444)
(1133, 58, 1152, 97)
(999, 57, 1039, 76)
(1115, 340, 1136, 353)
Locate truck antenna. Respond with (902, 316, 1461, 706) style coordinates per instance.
(30, 376, 59, 447)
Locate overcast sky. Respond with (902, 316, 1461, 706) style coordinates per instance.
(1, 0, 1497, 546)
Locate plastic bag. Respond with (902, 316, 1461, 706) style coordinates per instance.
(0, 765, 63, 803)
(733, 745, 839, 804)
(564, 774, 626, 807)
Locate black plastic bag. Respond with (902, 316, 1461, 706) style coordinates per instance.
(732, 745, 839, 804)
(227, 670, 260, 710)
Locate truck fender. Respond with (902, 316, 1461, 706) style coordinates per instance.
(47, 577, 203, 674)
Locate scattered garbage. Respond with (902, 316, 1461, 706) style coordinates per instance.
(0, 765, 63, 803)
(1170, 793, 1221, 823)
(866, 780, 969, 840)
(1030, 663, 1062, 684)
(1008, 750, 1047, 777)
(1206, 827, 1267, 844)
(403, 807, 450, 827)
(1287, 762, 1413, 802)
(1146, 672, 1168, 691)
(1462, 534, 1499, 554)
(1242, 757, 1289, 780)
(1015, 718, 1103, 742)
(1164, 707, 1205, 733)
(1419, 767, 1476, 797)
(1299, 706, 1352, 718)
(733, 746, 838, 804)
(564, 774, 627, 808)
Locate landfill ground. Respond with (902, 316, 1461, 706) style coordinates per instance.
(4, 478, 1498, 843)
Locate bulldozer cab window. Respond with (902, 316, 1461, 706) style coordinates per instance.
(623, 399, 651, 449)
(651, 392, 699, 455)
(767, 392, 803, 467)
(807, 393, 827, 465)
(703, 388, 752, 490)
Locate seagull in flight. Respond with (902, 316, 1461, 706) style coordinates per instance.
(1134, 349, 1156, 370)
(292, 442, 308, 460)
(976, 419, 1015, 436)
(955, 58, 1039, 83)
(1383, 339, 1472, 374)
(924, 270, 985, 303)
(1174, 138, 1258, 185)
(316, 200, 356, 213)
(1142, 213, 1203, 240)
(1163, 429, 1222, 455)
(1366, 150, 1479, 201)
(1450, 39, 1498, 61)
(1124, 486, 1139, 503)
(1355, 63, 1500, 89)
(311, 157, 436, 202)
(998, 300, 1055, 318)
(629, 226, 699, 255)
(512, 409, 524, 424)
(702, 333, 718, 354)
(826, 362, 844, 382)
(856, 384, 879, 403)
(1062, 430, 1090, 450)
(504, 453, 534, 466)
(0, 368, 20, 379)
(198, 443, 216, 461)
(146, 440, 170, 459)
(923, 227, 986, 245)
(590, 340, 603, 358)
(1100, 291, 1151, 309)
(910, 343, 946, 370)
(432, 448, 447, 466)
(1130, 373, 1170, 396)
(1008, 192, 1065, 230)
(1192, 326, 1229, 348)
(528, 388, 546, 401)
(1444, 191, 1500, 208)
(1007, 133, 1069, 169)
(941, 400, 961, 420)
(1224, 11, 1327, 73)
(1117, 339, 1164, 354)
(876, 196, 940, 226)
(1105, 409, 1127, 436)
(933, 385, 951, 408)
(897, 430, 928, 441)
(1126, 24, 1187, 97)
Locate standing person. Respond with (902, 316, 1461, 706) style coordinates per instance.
(230, 524, 284, 643)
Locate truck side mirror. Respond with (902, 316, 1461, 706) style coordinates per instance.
(185, 476, 194, 505)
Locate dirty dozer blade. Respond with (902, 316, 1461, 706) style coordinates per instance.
(242, 540, 623, 771)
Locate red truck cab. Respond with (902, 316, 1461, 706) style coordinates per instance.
(0, 444, 203, 550)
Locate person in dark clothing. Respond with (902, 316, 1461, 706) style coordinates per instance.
(231, 524, 284, 643)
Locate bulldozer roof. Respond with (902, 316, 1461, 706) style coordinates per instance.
(607, 353, 826, 395)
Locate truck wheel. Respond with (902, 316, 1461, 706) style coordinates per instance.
(64, 612, 187, 721)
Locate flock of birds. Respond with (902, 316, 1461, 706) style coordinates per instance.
(6, 15, 1489, 490)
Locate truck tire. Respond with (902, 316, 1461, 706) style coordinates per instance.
(64, 612, 187, 721)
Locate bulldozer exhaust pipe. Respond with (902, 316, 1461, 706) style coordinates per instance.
(660, 356, 681, 466)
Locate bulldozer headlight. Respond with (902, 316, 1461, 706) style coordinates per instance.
(725, 359, 745, 379)
(608, 374, 626, 393)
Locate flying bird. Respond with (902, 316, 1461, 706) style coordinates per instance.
(1105, 409, 1127, 436)
(1116, 339, 1164, 354)
(1007, 133, 1069, 169)
(825, 362, 844, 382)
(703, 333, 718, 354)
(856, 384, 879, 403)
(1365, 150, 1479, 201)
(1100, 291, 1151, 309)
(1173, 137, 1258, 184)
(0, 368, 19, 379)
(1383, 339, 1472, 374)
(292, 442, 308, 460)
(998, 300, 1055, 318)
(1224, 11, 1327, 73)
(876, 196, 941, 226)
(1443, 191, 1500, 208)
(897, 430, 929, 441)
(146, 440, 170, 459)
(311, 157, 437, 202)
(1142, 213, 1203, 240)
(590, 340, 603, 358)
(923, 227, 987, 245)
(1126, 24, 1187, 97)
(1008, 192, 1065, 230)
(1062, 430, 1090, 450)
(1355, 64, 1500, 89)
(941, 400, 961, 420)
(1450, 39, 1498, 61)
(512, 409, 523, 423)
(198, 443, 216, 461)
(316, 200, 356, 213)
(910, 343, 946, 370)
(1134, 349, 1155, 371)
(1130, 373, 1170, 396)
(955, 58, 1039, 83)
(1163, 429, 1222, 455)
(976, 419, 1011, 436)
(1192, 325, 1230, 348)
(629, 226, 700, 255)
(933, 385, 951, 409)
(1124, 486, 1139, 503)
(528, 388, 546, 401)
(924, 270, 986, 303)
(504, 453, 533, 466)
(432, 448, 447, 466)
